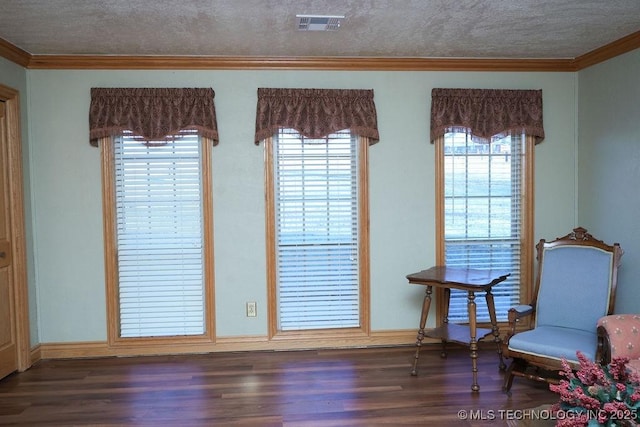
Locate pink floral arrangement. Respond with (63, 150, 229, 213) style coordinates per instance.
(550, 351, 640, 426)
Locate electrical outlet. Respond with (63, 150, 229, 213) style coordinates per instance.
(246, 302, 257, 317)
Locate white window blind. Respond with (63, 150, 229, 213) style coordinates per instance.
(114, 130, 205, 338)
(274, 129, 360, 331)
(443, 131, 524, 323)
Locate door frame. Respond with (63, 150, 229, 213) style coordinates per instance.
(0, 84, 30, 372)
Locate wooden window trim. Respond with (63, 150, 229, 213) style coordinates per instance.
(434, 135, 535, 329)
(265, 135, 370, 342)
(100, 136, 215, 348)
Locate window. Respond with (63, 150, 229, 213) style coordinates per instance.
(430, 88, 543, 326)
(91, 87, 218, 346)
(102, 130, 214, 342)
(266, 129, 370, 334)
(256, 87, 378, 339)
(437, 130, 534, 323)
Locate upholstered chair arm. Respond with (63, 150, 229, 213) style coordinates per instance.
(597, 325, 613, 365)
(504, 304, 535, 343)
(597, 314, 640, 363)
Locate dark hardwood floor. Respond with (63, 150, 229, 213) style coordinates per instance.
(0, 345, 557, 426)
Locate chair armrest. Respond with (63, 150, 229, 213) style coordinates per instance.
(509, 304, 535, 319)
(596, 314, 640, 362)
(597, 325, 612, 365)
(504, 304, 535, 342)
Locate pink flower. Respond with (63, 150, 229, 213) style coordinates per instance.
(550, 351, 640, 425)
(575, 352, 608, 386)
(602, 400, 628, 416)
(609, 356, 631, 382)
(556, 411, 589, 427)
(597, 410, 609, 424)
(572, 388, 601, 410)
(558, 358, 576, 380)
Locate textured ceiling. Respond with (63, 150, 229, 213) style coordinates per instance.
(1, 0, 640, 59)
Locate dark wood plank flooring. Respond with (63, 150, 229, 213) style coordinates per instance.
(0, 345, 556, 426)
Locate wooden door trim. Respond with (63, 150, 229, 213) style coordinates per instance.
(0, 84, 30, 372)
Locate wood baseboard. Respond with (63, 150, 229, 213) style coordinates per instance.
(34, 330, 432, 360)
(29, 344, 41, 367)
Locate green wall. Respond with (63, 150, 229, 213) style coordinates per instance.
(578, 48, 640, 313)
(0, 62, 586, 345)
(24, 69, 578, 343)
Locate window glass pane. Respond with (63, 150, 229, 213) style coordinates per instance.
(114, 130, 205, 337)
(443, 131, 523, 322)
(274, 129, 360, 331)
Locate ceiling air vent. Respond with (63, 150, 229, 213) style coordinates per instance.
(296, 14, 344, 31)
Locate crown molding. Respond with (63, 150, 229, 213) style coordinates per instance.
(0, 38, 31, 68)
(1, 32, 638, 72)
(26, 55, 576, 71)
(572, 30, 640, 70)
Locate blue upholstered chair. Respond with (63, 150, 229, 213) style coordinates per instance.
(502, 227, 623, 393)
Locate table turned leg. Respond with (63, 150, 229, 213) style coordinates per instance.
(411, 285, 433, 376)
(467, 291, 480, 392)
(484, 289, 506, 370)
(440, 287, 450, 358)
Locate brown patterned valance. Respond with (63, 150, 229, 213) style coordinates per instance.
(89, 88, 219, 146)
(254, 88, 379, 144)
(430, 88, 545, 144)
